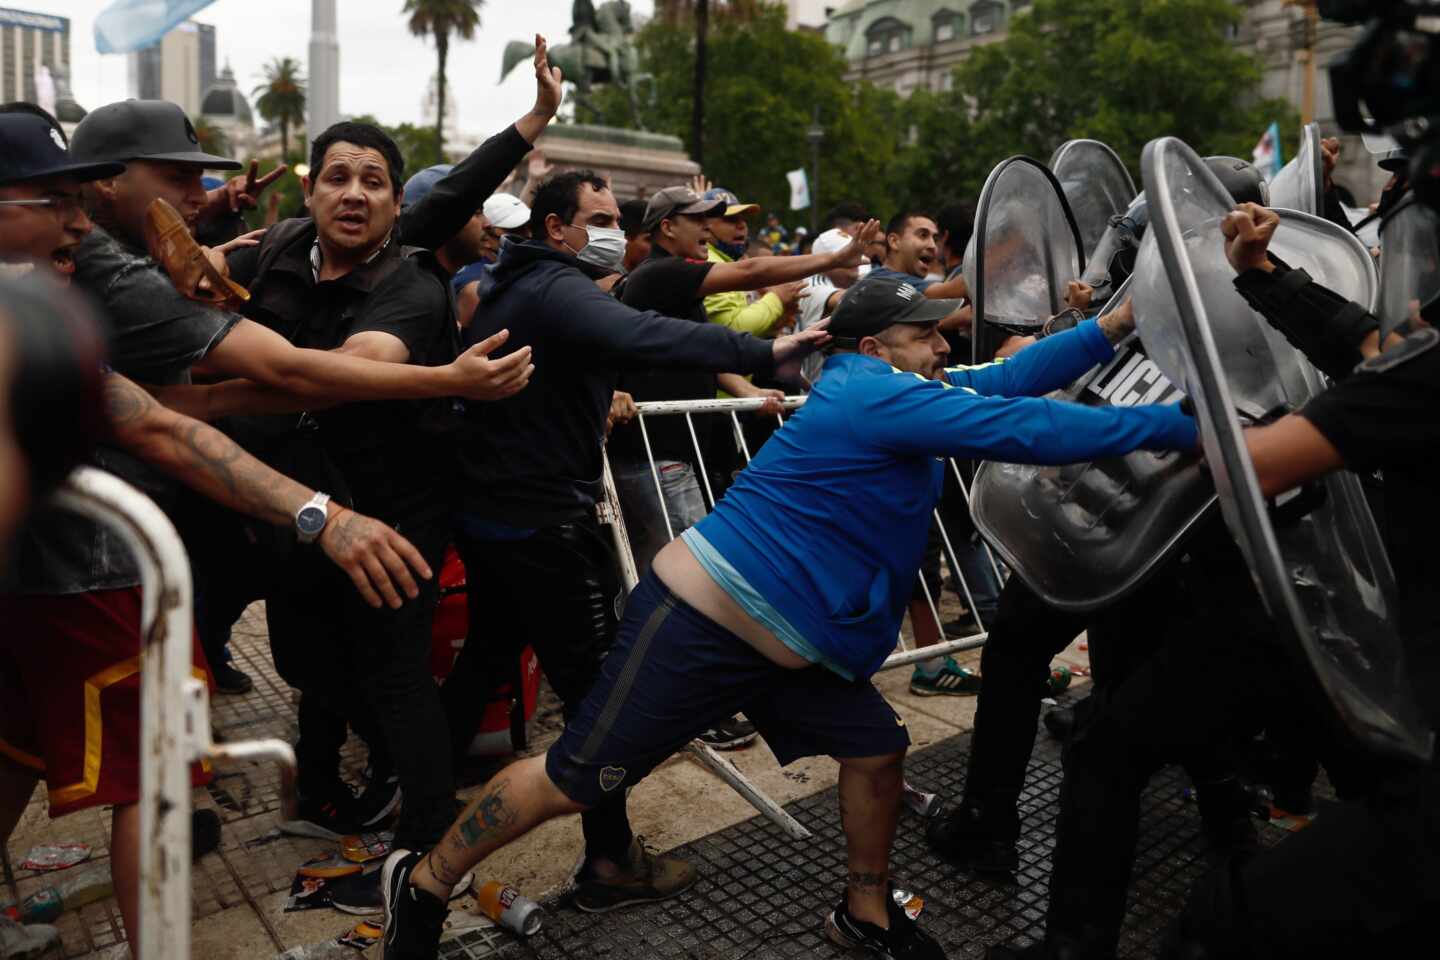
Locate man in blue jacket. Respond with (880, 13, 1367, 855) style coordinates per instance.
(381, 275, 1198, 960)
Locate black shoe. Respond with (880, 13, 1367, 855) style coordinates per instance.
(382, 850, 449, 960)
(942, 614, 979, 638)
(330, 866, 385, 916)
(213, 663, 253, 695)
(925, 805, 1018, 874)
(279, 782, 364, 841)
(1042, 707, 1075, 742)
(573, 838, 697, 913)
(1195, 778, 1261, 864)
(191, 809, 222, 860)
(353, 766, 403, 830)
(824, 884, 945, 958)
(987, 937, 1095, 960)
(696, 717, 758, 750)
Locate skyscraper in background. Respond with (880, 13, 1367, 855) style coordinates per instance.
(0, 6, 70, 106)
(128, 19, 216, 118)
(308, 0, 340, 138)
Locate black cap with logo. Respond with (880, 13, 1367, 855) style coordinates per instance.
(828, 275, 961, 343)
(0, 113, 125, 186)
(70, 100, 242, 170)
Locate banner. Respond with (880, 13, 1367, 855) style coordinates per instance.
(1251, 121, 1283, 180)
(786, 168, 810, 211)
(94, 0, 219, 55)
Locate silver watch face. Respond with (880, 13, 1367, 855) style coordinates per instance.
(297, 505, 328, 537)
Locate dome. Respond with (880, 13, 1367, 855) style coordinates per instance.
(200, 65, 253, 126)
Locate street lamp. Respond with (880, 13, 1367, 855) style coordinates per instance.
(806, 106, 825, 235)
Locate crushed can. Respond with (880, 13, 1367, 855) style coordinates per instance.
(892, 885, 925, 921)
(902, 781, 942, 819)
(476, 881, 543, 936)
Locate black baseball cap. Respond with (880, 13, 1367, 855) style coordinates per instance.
(70, 100, 242, 170)
(0, 113, 125, 186)
(829, 275, 961, 342)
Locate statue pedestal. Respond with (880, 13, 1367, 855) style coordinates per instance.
(524, 123, 698, 201)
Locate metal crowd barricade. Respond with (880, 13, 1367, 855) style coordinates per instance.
(52, 467, 296, 960)
(597, 395, 1007, 838)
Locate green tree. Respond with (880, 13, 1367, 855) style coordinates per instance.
(901, 0, 1298, 206)
(403, 0, 484, 164)
(590, 3, 910, 225)
(192, 117, 229, 158)
(253, 57, 307, 162)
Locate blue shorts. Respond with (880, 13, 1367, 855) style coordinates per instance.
(545, 571, 912, 807)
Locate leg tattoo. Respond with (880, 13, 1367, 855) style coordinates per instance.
(454, 778, 518, 850)
(847, 870, 888, 894)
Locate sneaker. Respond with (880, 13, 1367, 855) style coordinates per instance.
(1042, 706, 1075, 742)
(925, 805, 1018, 875)
(824, 883, 945, 958)
(942, 614, 979, 638)
(353, 766, 403, 830)
(330, 867, 385, 916)
(279, 782, 364, 841)
(696, 716, 758, 750)
(572, 838, 698, 913)
(213, 662, 253, 695)
(382, 850, 449, 960)
(909, 658, 981, 697)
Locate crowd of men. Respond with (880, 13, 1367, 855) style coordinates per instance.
(1, 4, 1438, 959)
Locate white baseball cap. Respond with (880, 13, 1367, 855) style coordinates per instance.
(812, 227, 852, 257)
(483, 192, 531, 230)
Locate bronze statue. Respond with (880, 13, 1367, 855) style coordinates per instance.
(501, 0, 653, 128)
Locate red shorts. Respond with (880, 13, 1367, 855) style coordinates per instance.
(0, 587, 212, 818)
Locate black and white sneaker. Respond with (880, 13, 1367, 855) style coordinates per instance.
(382, 850, 449, 960)
(824, 885, 946, 958)
(696, 716, 758, 750)
(278, 782, 364, 841)
(353, 766, 403, 830)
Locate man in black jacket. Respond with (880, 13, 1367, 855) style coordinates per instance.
(437, 168, 833, 915)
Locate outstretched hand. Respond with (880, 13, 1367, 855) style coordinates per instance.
(319, 506, 433, 609)
(1221, 203, 1280, 275)
(831, 220, 882, 269)
(772, 318, 831, 383)
(533, 34, 564, 119)
(450, 329, 534, 401)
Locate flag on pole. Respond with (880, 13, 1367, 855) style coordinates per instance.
(1252, 122, 1284, 180)
(94, 0, 220, 55)
(787, 168, 810, 211)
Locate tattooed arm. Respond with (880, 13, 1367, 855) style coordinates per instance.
(103, 372, 433, 608)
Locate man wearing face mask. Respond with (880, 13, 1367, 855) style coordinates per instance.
(437, 169, 833, 914)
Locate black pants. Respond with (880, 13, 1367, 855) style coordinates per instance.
(1043, 545, 1294, 954)
(443, 517, 635, 865)
(267, 504, 455, 850)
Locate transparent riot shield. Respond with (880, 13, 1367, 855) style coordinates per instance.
(1132, 135, 1431, 761)
(1376, 198, 1440, 339)
(1268, 122, 1325, 215)
(963, 156, 1084, 363)
(1050, 139, 1139, 262)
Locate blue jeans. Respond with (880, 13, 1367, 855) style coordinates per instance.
(612, 459, 709, 577)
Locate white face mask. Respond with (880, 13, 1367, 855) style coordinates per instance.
(572, 224, 627, 273)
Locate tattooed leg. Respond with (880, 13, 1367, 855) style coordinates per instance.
(836, 751, 906, 928)
(410, 754, 584, 899)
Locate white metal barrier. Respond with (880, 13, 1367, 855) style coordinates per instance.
(598, 395, 1007, 836)
(52, 467, 296, 960)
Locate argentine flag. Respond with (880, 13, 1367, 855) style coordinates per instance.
(94, 0, 220, 55)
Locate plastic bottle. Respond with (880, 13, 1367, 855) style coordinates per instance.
(475, 881, 543, 936)
(18, 862, 114, 923)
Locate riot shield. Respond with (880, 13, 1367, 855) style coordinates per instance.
(970, 276, 1213, 612)
(1376, 198, 1440, 339)
(963, 156, 1085, 364)
(1050, 139, 1138, 262)
(1133, 136, 1430, 761)
(1267, 122, 1325, 215)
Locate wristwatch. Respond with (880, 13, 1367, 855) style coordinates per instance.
(295, 492, 332, 544)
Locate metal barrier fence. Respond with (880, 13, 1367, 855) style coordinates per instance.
(53, 467, 297, 960)
(598, 395, 1007, 837)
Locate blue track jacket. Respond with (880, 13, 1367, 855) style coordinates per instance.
(691, 320, 1198, 680)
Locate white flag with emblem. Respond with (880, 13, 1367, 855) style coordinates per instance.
(787, 168, 810, 211)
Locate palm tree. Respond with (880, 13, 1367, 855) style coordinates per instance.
(403, 0, 484, 163)
(192, 117, 230, 158)
(252, 57, 306, 162)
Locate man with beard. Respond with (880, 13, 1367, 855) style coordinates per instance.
(380, 273, 1199, 960)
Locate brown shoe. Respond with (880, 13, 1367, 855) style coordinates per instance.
(572, 838, 697, 913)
(143, 197, 250, 309)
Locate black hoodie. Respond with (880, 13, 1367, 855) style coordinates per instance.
(457, 239, 776, 527)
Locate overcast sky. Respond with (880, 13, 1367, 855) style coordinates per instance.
(44, 0, 657, 136)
